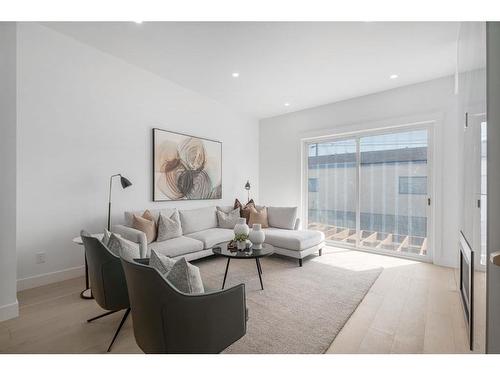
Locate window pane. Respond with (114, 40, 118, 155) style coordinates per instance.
(359, 130, 428, 255)
(307, 140, 357, 243)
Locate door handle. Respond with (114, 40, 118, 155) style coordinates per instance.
(490, 251, 500, 266)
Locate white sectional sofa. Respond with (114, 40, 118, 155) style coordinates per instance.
(113, 205, 325, 266)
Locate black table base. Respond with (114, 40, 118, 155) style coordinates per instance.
(80, 254, 94, 300)
(222, 257, 265, 290)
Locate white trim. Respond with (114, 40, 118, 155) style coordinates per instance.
(300, 118, 438, 263)
(0, 300, 19, 322)
(17, 265, 85, 291)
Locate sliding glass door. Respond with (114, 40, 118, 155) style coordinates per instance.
(306, 126, 431, 259)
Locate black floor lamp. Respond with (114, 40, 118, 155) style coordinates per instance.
(108, 174, 132, 230)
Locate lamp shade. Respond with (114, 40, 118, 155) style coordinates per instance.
(244, 181, 251, 190)
(120, 176, 132, 189)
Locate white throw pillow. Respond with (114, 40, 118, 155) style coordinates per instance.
(157, 210, 183, 242)
(216, 207, 241, 229)
(102, 228, 112, 246)
(267, 207, 298, 230)
(149, 249, 176, 275)
(107, 233, 141, 260)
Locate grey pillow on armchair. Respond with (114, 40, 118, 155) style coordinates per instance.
(149, 250, 204, 294)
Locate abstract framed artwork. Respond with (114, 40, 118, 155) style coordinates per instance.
(153, 128, 222, 201)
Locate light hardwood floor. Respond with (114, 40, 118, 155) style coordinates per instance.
(0, 246, 485, 354)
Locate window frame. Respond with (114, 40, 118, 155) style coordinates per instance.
(301, 121, 434, 262)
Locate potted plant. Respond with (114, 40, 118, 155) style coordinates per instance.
(234, 233, 249, 250)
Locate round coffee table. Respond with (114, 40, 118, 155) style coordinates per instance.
(212, 242, 274, 290)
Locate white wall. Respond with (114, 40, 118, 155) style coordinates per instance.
(0, 23, 19, 320)
(16, 23, 259, 288)
(260, 76, 460, 267)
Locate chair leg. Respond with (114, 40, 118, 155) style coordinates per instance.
(319, 248, 323, 256)
(87, 309, 119, 323)
(107, 308, 131, 353)
(299, 259, 303, 267)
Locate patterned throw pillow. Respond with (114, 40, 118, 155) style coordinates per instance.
(156, 211, 182, 242)
(216, 207, 241, 229)
(132, 210, 157, 243)
(149, 249, 176, 275)
(248, 206, 269, 228)
(166, 258, 205, 294)
(102, 228, 112, 246)
(107, 233, 141, 260)
(234, 198, 255, 224)
(149, 251, 204, 294)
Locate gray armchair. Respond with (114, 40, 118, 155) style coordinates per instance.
(120, 257, 247, 353)
(80, 230, 130, 352)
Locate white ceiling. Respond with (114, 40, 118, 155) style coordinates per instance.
(45, 22, 459, 119)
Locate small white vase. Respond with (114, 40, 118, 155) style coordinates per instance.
(249, 223, 265, 249)
(234, 218, 250, 236)
(237, 240, 247, 250)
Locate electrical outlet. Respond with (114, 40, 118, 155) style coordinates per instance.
(36, 252, 46, 264)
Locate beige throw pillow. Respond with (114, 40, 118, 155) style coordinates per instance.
(132, 210, 157, 244)
(248, 206, 269, 228)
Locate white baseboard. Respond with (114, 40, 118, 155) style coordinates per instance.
(17, 265, 85, 291)
(0, 300, 19, 322)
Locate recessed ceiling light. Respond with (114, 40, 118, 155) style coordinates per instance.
(284, 102, 290, 107)
(134, 21, 143, 24)
(390, 74, 399, 79)
(232, 72, 240, 78)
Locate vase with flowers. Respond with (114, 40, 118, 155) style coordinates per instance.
(234, 233, 249, 250)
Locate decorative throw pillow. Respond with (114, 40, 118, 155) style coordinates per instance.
(132, 210, 157, 244)
(248, 206, 269, 228)
(156, 210, 182, 242)
(166, 258, 205, 294)
(107, 233, 140, 260)
(234, 198, 255, 224)
(217, 207, 241, 229)
(101, 228, 112, 246)
(149, 249, 176, 275)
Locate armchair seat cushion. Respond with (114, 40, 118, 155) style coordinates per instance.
(149, 236, 204, 258)
(186, 228, 234, 249)
(263, 228, 325, 251)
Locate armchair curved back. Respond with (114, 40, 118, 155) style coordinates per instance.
(120, 257, 247, 354)
(80, 231, 129, 311)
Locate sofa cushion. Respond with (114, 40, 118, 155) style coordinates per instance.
(216, 207, 241, 229)
(234, 199, 255, 224)
(186, 228, 234, 249)
(149, 236, 204, 258)
(263, 228, 325, 251)
(102, 228, 112, 246)
(132, 212, 157, 244)
(157, 210, 182, 242)
(179, 206, 217, 234)
(166, 258, 205, 294)
(149, 249, 176, 275)
(216, 205, 237, 214)
(267, 207, 298, 230)
(248, 206, 269, 228)
(124, 208, 176, 227)
(108, 233, 141, 260)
